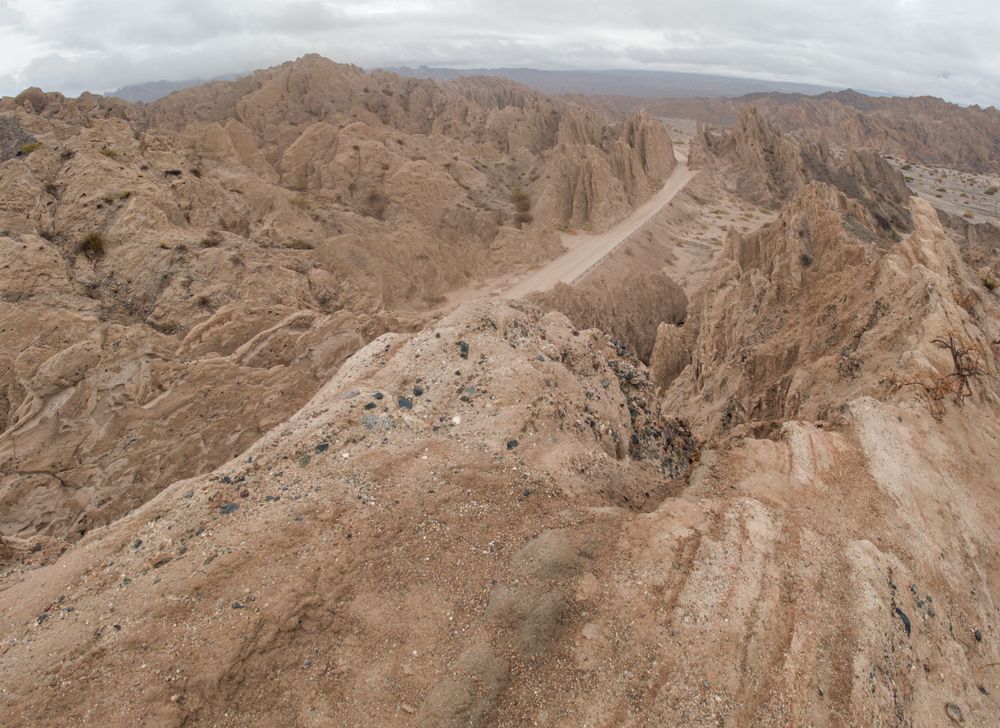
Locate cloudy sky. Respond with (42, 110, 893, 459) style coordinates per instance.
(1, 0, 998, 105)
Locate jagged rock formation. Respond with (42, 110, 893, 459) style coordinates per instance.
(0, 55, 676, 540)
(3, 266, 1000, 724)
(7, 53, 1000, 728)
(662, 181, 999, 441)
(529, 271, 687, 362)
(696, 107, 913, 241)
(605, 89, 1000, 173)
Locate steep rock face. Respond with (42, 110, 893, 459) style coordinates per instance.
(624, 89, 1000, 173)
(663, 183, 999, 440)
(697, 106, 806, 206)
(695, 107, 913, 242)
(146, 55, 675, 234)
(0, 56, 676, 540)
(530, 271, 687, 362)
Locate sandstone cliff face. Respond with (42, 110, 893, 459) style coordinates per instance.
(662, 182, 999, 441)
(697, 106, 913, 242)
(0, 55, 677, 540)
(529, 271, 687, 362)
(611, 89, 1000, 173)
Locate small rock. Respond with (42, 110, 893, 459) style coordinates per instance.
(364, 402, 376, 410)
(397, 396, 413, 410)
(506, 439, 519, 450)
(413, 385, 425, 397)
(132, 538, 143, 549)
(894, 606, 911, 636)
(978, 685, 990, 695)
(231, 601, 245, 610)
(975, 628, 983, 642)
(298, 454, 311, 466)
(220, 475, 232, 484)
(239, 488, 249, 498)
(401, 703, 416, 714)
(31, 543, 42, 553)
(945, 702, 963, 724)
(219, 502, 239, 515)
(315, 442, 330, 453)
(458, 340, 469, 359)
(373, 391, 384, 400)
(35, 613, 49, 625)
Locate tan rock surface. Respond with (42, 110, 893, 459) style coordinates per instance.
(0, 55, 676, 540)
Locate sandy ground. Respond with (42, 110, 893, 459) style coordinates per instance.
(888, 157, 1000, 225)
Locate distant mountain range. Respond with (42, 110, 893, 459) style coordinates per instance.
(108, 74, 241, 103)
(384, 66, 850, 98)
(108, 66, 862, 104)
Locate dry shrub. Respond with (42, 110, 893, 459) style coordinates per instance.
(888, 332, 990, 417)
(510, 188, 532, 227)
(78, 231, 105, 258)
(360, 189, 388, 220)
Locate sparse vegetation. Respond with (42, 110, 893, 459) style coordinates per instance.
(290, 194, 311, 210)
(986, 186, 998, 196)
(360, 189, 389, 220)
(18, 141, 42, 156)
(510, 188, 532, 227)
(983, 275, 998, 292)
(901, 163, 913, 171)
(78, 231, 106, 258)
(100, 148, 118, 160)
(891, 332, 989, 416)
(933, 333, 988, 405)
(200, 230, 224, 248)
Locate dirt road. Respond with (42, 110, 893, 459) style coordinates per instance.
(503, 157, 696, 298)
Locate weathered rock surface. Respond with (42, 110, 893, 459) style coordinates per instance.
(0, 55, 676, 540)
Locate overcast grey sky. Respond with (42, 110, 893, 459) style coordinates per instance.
(1, 0, 998, 105)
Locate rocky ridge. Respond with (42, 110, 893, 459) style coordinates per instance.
(0, 55, 676, 540)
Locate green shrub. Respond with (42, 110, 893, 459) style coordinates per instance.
(986, 186, 998, 196)
(18, 142, 42, 156)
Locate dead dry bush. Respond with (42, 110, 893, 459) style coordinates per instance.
(887, 332, 990, 417)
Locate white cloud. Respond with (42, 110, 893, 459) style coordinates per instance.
(0, 0, 997, 105)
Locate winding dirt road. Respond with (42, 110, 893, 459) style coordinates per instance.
(503, 156, 696, 298)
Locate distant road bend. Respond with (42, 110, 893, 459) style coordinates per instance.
(503, 157, 696, 298)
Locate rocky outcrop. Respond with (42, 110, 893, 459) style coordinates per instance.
(0, 55, 676, 540)
(663, 182, 999, 439)
(4, 292, 1000, 726)
(616, 89, 1000, 173)
(696, 106, 913, 242)
(530, 271, 687, 362)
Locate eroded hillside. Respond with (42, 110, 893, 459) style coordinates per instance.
(0, 55, 673, 539)
(3, 56, 1000, 728)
